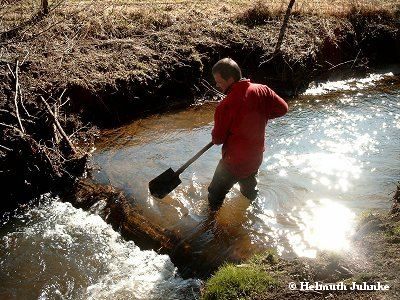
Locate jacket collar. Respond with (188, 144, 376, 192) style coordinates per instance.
(226, 78, 250, 94)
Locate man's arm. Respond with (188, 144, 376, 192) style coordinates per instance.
(211, 101, 232, 145)
(263, 85, 288, 119)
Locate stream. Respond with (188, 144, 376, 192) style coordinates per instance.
(1, 71, 399, 299)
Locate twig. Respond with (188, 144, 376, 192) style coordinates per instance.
(0, 0, 66, 43)
(59, 96, 70, 108)
(69, 123, 90, 138)
(0, 122, 24, 136)
(200, 79, 225, 98)
(328, 59, 353, 71)
(18, 85, 33, 118)
(41, 143, 66, 161)
(52, 91, 65, 144)
(0, 144, 12, 152)
(58, 89, 67, 102)
(351, 49, 362, 69)
(0, 122, 16, 129)
(0, 108, 35, 124)
(7, 62, 33, 118)
(13, 60, 25, 134)
(33, 138, 61, 178)
(6, 63, 15, 78)
(40, 96, 78, 155)
(53, 104, 60, 144)
(0, 108, 11, 114)
(20, 50, 30, 66)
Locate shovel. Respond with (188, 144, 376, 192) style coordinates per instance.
(149, 141, 214, 198)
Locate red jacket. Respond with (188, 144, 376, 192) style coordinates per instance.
(212, 79, 288, 178)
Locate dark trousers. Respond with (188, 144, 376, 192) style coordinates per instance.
(208, 160, 258, 212)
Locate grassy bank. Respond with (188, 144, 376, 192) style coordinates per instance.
(202, 186, 400, 299)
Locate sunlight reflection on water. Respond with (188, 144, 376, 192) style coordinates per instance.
(287, 198, 355, 258)
(92, 72, 400, 268)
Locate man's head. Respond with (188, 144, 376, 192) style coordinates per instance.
(212, 58, 242, 93)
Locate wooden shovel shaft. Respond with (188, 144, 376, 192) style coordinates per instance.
(176, 141, 214, 175)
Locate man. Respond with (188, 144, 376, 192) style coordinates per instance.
(208, 57, 288, 212)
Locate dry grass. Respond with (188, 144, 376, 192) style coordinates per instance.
(0, 0, 398, 102)
(1, 0, 399, 33)
(1, 1, 398, 44)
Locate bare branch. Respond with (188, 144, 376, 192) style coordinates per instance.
(0, 122, 15, 129)
(18, 84, 33, 118)
(59, 96, 70, 108)
(0, 144, 12, 152)
(69, 124, 91, 139)
(40, 96, 78, 155)
(274, 0, 296, 54)
(6, 63, 15, 78)
(259, 0, 296, 66)
(0, 121, 24, 136)
(200, 79, 225, 98)
(13, 60, 25, 134)
(0, 108, 11, 114)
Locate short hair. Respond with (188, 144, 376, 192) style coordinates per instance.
(212, 58, 242, 81)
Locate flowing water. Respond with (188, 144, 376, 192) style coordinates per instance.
(0, 195, 201, 299)
(1, 72, 399, 298)
(91, 72, 400, 272)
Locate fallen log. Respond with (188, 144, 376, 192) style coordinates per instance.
(66, 179, 191, 254)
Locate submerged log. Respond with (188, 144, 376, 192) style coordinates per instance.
(66, 179, 190, 254)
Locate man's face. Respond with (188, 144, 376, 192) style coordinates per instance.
(213, 72, 235, 94)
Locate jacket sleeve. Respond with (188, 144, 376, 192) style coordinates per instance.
(263, 85, 288, 119)
(211, 100, 232, 145)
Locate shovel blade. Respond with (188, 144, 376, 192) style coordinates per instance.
(149, 168, 182, 199)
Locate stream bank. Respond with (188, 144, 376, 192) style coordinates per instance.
(201, 186, 400, 299)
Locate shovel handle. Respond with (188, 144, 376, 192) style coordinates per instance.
(176, 141, 214, 175)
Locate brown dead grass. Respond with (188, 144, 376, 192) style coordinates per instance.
(0, 0, 398, 113)
(0, 0, 400, 29)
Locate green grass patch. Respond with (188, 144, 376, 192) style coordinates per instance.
(385, 222, 400, 242)
(247, 249, 278, 265)
(392, 223, 400, 236)
(202, 263, 277, 300)
(351, 272, 377, 283)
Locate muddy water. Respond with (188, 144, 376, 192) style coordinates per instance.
(92, 72, 400, 273)
(0, 195, 201, 299)
(1, 72, 399, 298)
